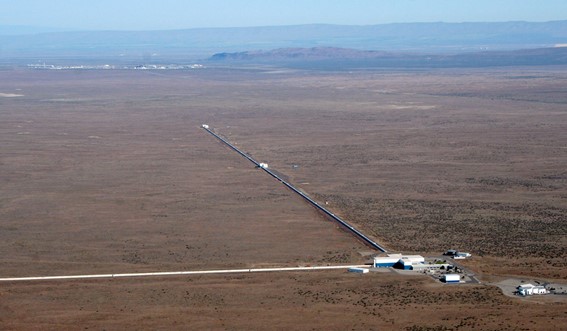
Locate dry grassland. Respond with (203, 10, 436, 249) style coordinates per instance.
(1, 67, 566, 329)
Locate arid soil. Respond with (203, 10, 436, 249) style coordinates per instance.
(1, 67, 566, 329)
(0, 69, 370, 279)
(3, 271, 566, 331)
(210, 67, 567, 280)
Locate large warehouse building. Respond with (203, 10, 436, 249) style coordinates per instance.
(373, 254, 425, 270)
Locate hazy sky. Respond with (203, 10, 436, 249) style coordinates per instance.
(3, 0, 567, 30)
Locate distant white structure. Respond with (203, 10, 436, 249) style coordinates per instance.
(259, 163, 269, 169)
(348, 267, 369, 274)
(454, 252, 472, 259)
(411, 263, 452, 272)
(201, 124, 209, 129)
(517, 284, 548, 296)
(444, 250, 472, 259)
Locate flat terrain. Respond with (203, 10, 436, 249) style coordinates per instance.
(3, 271, 566, 331)
(205, 67, 567, 280)
(1, 67, 566, 329)
(0, 69, 370, 279)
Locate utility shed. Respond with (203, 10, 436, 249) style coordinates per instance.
(444, 274, 461, 283)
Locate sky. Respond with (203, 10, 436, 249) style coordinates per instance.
(2, 0, 567, 31)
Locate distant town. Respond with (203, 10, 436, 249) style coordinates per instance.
(27, 63, 205, 70)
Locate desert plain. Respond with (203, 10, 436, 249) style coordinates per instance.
(0, 66, 566, 330)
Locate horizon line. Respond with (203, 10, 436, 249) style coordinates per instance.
(2, 19, 566, 34)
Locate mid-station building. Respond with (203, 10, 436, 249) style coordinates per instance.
(374, 254, 466, 284)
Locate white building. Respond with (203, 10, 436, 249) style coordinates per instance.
(373, 254, 425, 270)
(373, 254, 403, 268)
(444, 250, 472, 258)
(348, 267, 369, 274)
(411, 263, 452, 272)
(517, 284, 548, 296)
(444, 274, 461, 283)
(455, 252, 472, 258)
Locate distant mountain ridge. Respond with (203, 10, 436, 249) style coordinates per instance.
(0, 25, 77, 35)
(209, 46, 567, 68)
(210, 47, 396, 60)
(1, 21, 566, 62)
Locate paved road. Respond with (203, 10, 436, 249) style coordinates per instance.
(202, 125, 388, 252)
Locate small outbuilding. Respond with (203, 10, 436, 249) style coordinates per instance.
(444, 250, 472, 259)
(455, 252, 471, 258)
(443, 274, 461, 283)
(348, 267, 369, 274)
